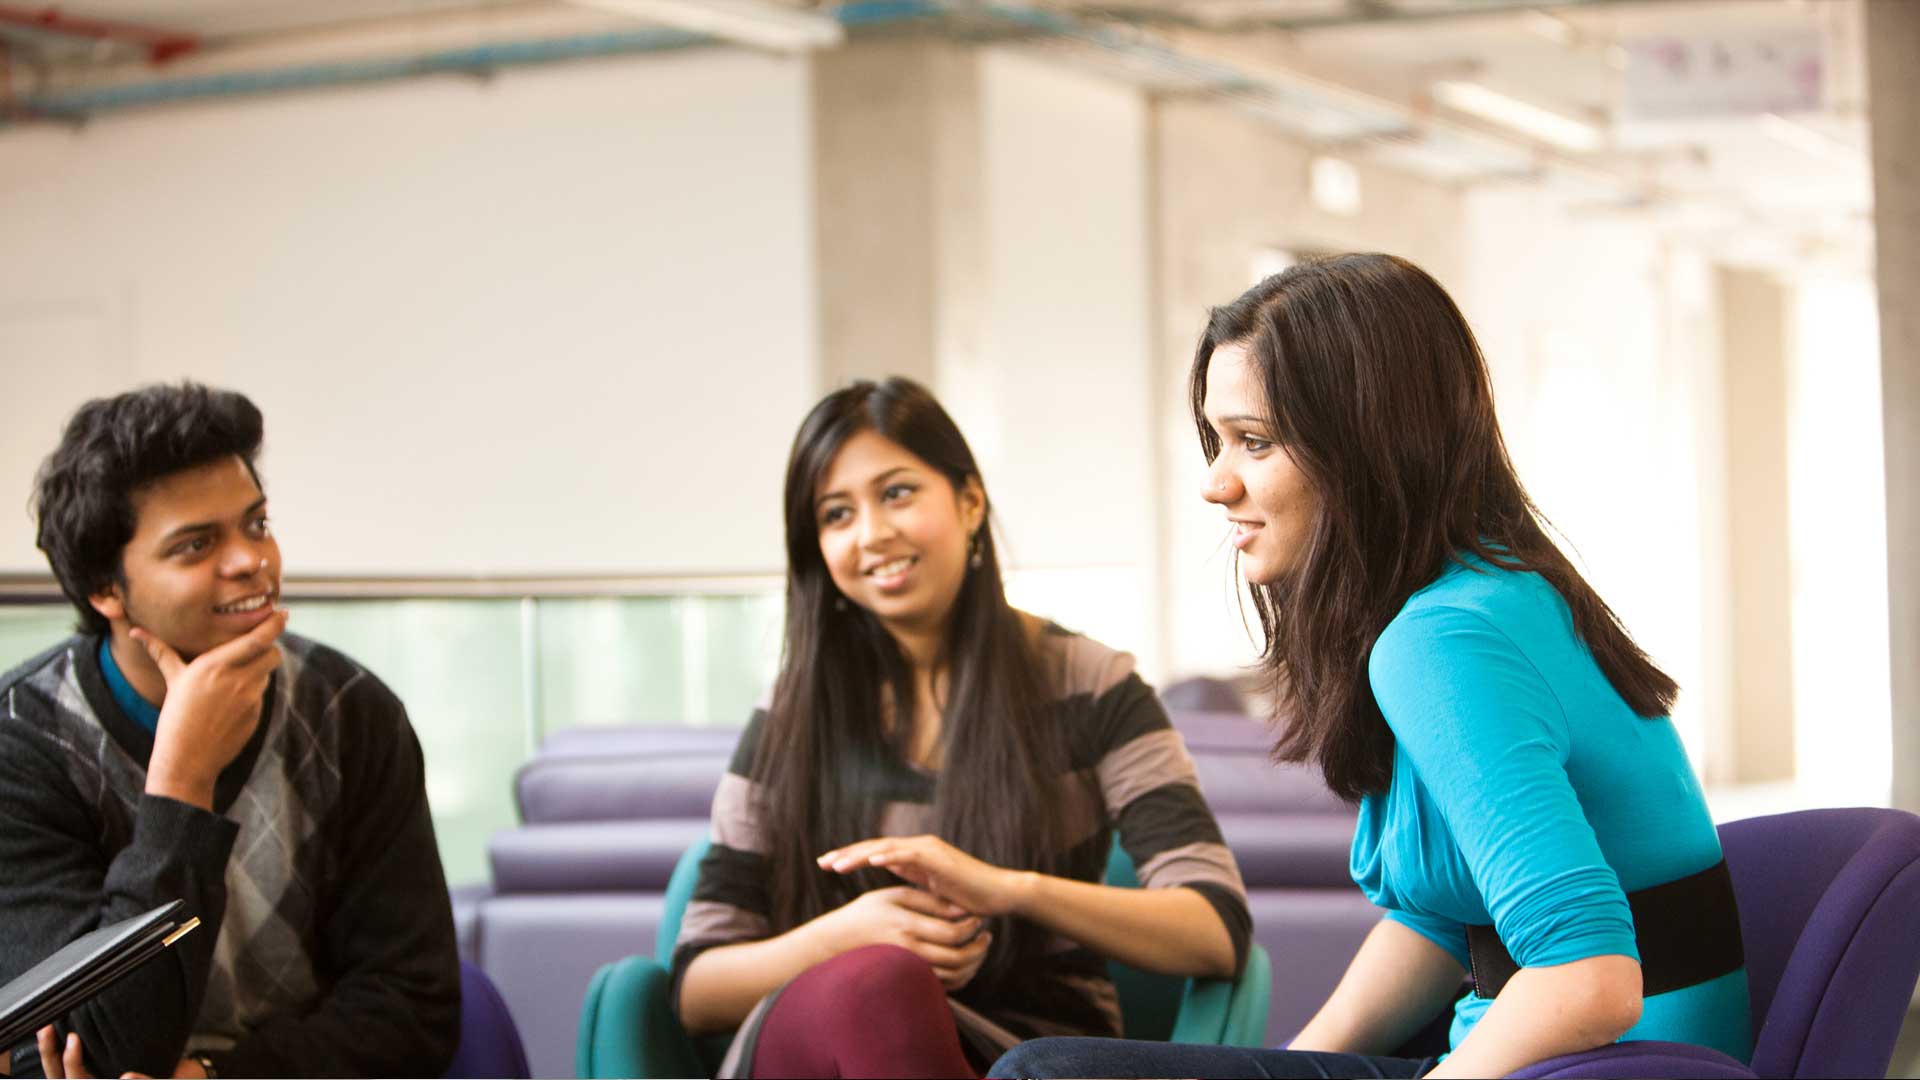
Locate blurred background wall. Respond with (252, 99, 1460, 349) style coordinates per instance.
(0, 0, 1907, 917)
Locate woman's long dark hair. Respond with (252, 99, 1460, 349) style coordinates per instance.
(1191, 253, 1678, 801)
(756, 376, 1069, 995)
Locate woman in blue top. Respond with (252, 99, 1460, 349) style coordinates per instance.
(991, 253, 1750, 1079)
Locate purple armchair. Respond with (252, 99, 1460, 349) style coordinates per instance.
(444, 959, 531, 1079)
(1511, 807, 1920, 1079)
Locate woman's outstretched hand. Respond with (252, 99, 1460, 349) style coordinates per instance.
(819, 835, 1030, 918)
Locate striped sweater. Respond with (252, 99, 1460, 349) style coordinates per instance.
(671, 620, 1251, 1056)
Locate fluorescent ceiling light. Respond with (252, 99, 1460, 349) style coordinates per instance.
(570, 0, 844, 52)
(1523, 10, 1577, 46)
(1760, 114, 1860, 168)
(1309, 155, 1362, 216)
(1431, 80, 1604, 154)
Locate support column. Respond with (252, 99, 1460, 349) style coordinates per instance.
(809, 43, 1162, 677)
(1718, 268, 1796, 784)
(1865, 0, 1920, 814)
(811, 40, 978, 391)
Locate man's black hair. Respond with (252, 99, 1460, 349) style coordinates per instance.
(32, 382, 266, 636)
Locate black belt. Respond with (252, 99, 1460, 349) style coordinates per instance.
(1466, 859, 1744, 999)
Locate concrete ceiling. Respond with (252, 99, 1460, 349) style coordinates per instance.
(0, 0, 518, 41)
(1030, 0, 1872, 263)
(0, 0, 1873, 267)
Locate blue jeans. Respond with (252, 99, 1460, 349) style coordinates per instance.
(988, 1038, 1438, 1079)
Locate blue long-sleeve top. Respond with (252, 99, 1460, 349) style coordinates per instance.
(1351, 557, 1752, 1060)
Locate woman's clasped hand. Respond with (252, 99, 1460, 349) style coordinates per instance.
(804, 883, 993, 992)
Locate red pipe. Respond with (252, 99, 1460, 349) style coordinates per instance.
(0, 5, 198, 65)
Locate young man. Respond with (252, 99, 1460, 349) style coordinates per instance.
(0, 383, 459, 1078)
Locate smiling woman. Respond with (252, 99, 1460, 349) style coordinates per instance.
(1198, 341, 1319, 586)
(990, 253, 1750, 1080)
(667, 377, 1250, 1078)
(810, 427, 985, 675)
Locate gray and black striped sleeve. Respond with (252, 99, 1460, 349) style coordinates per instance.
(1085, 671, 1252, 976)
(667, 712, 775, 1018)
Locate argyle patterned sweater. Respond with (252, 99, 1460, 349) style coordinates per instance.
(0, 633, 458, 1078)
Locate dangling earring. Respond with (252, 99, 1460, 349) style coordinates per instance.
(968, 531, 985, 570)
(834, 595, 848, 612)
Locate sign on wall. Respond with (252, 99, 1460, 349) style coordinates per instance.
(1621, 31, 1825, 121)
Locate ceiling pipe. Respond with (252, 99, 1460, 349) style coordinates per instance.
(568, 0, 846, 53)
(0, 0, 1629, 202)
(977, 2, 1412, 138)
(5, 25, 711, 121)
(972, 1, 1625, 193)
(0, 2, 960, 124)
(1072, 0, 1631, 35)
(0, 4, 198, 65)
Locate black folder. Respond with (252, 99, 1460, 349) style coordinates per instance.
(0, 900, 201, 1052)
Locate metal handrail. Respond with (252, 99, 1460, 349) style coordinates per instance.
(0, 572, 785, 602)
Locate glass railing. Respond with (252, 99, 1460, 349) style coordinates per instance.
(0, 565, 1148, 887)
(0, 604, 74, 670)
(0, 579, 784, 886)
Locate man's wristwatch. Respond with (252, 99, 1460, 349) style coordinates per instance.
(190, 1051, 219, 1078)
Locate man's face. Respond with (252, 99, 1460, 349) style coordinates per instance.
(90, 455, 282, 661)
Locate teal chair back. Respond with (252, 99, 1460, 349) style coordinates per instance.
(1100, 840, 1191, 1041)
(1099, 838, 1271, 1048)
(580, 836, 1269, 1077)
(655, 833, 709, 958)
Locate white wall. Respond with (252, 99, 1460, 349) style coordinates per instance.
(2, 40, 1885, 798)
(1864, 0, 1920, 816)
(0, 49, 817, 577)
(1459, 186, 1895, 799)
(1460, 188, 1723, 769)
(1151, 100, 1468, 685)
(1788, 274, 1890, 804)
(940, 49, 1161, 670)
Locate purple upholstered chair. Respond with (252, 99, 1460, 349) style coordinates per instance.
(1510, 807, 1920, 1079)
(1161, 676, 1249, 715)
(444, 959, 532, 1079)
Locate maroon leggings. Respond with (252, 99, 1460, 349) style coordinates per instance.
(750, 944, 979, 1079)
